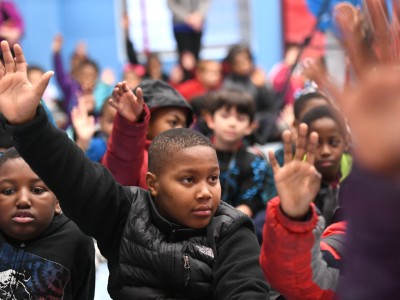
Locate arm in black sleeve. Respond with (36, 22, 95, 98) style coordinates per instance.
(213, 218, 270, 299)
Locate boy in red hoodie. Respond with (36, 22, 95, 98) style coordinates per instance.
(101, 79, 193, 187)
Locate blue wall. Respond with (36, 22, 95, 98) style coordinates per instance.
(13, 0, 282, 79)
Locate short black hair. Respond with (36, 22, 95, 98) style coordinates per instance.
(0, 147, 21, 168)
(300, 106, 347, 137)
(206, 88, 255, 122)
(294, 91, 330, 120)
(148, 128, 214, 174)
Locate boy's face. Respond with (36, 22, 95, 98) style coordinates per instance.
(231, 52, 253, 76)
(147, 107, 188, 140)
(206, 106, 252, 147)
(77, 65, 98, 92)
(0, 158, 59, 241)
(197, 62, 221, 89)
(100, 105, 117, 137)
(309, 117, 347, 182)
(147, 146, 221, 229)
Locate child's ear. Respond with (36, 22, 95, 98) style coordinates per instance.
(204, 113, 215, 130)
(344, 132, 352, 152)
(245, 121, 257, 136)
(146, 172, 159, 197)
(55, 199, 62, 214)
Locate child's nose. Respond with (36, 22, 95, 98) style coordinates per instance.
(320, 144, 332, 156)
(16, 189, 31, 208)
(196, 183, 212, 200)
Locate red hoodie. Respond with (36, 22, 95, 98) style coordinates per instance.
(101, 105, 151, 188)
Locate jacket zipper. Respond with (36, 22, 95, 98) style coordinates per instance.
(183, 254, 190, 286)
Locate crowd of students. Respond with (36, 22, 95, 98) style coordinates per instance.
(0, 0, 400, 299)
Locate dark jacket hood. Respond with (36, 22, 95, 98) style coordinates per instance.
(134, 79, 194, 127)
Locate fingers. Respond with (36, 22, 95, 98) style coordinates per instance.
(294, 123, 308, 160)
(135, 87, 144, 106)
(282, 130, 293, 165)
(305, 131, 319, 165)
(13, 44, 27, 73)
(268, 150, 280, 176)
(1, 40, 15, 73)
(34, 71, 53, 101)
(363, 0, 392, 63)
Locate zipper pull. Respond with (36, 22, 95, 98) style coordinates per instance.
(169, 229, 176, 242)
(183, 254, 190, 286)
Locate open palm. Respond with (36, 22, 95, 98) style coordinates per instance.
(0, 41, 52, 124)
(269, 124, 321, 219)
(109, 81, 144, 123)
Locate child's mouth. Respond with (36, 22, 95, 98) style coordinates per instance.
(13, 212, 34, 223)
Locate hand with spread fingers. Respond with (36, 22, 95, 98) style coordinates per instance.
(0, 41, 53, 125)
(303, 0, 400, 175)
(269, 123, 321, 220)
(71, 96, 96, 151)
(109, 81, 144, 123)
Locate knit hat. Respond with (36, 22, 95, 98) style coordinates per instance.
(134, 79, 193, 127)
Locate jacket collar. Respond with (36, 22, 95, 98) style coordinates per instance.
(147, 191, 205, 241)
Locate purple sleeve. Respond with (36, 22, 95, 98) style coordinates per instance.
(53, 52, 79, 114)
(338, 163, 400, 299)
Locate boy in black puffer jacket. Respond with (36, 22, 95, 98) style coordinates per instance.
(1, 41, 270, 299)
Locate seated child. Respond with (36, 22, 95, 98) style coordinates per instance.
(300, 105, 351, 226)
(1, 41, 270, 299)
(205, 88, 268, 218)
(264, 90, 332, 202)
(102, 79, 193, 187)
(176, 59, 222, 101)
(0, 147, 95, 299)
(260, 124, 345, 300)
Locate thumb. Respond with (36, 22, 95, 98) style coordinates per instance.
(34, 71, 53, 100)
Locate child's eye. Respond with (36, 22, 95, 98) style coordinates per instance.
(237, 115, 248, 122)
(209, 175, 219, 184)
(168, 120, 178, 127)
(2, 188, 15, 195)
(330, 139, 341, 147)
(31, 187, 46, 195)
(181, 177, 194, 184)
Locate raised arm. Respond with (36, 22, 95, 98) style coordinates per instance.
(260, 125, 341, 299)
(101, 81, 150, 187)
(0, 41, 132, 259)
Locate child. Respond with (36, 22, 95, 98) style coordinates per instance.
(176, 59, 222, 101)
(205, 88, 268, 218)
(300, 105, 351, 226)
(264, 90, 332, 202)
(253, 90, 333, 243)
(0, 147, 95, 299)
(0, 41, 270, 299)
(260, 124, 345, 300)
(101, 79, 193, 187)
(72, 97, 117, 162)
(52, 34, 113, 124)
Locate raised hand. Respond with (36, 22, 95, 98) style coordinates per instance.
(304, 1, 400, 175)
(71, 96, 96, 151)
(0, 41, 53, 124)
(108, 81, 144, 123)
(269, 124, 320, 220)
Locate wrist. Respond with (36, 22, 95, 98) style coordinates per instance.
(279, 203, 312, 221)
